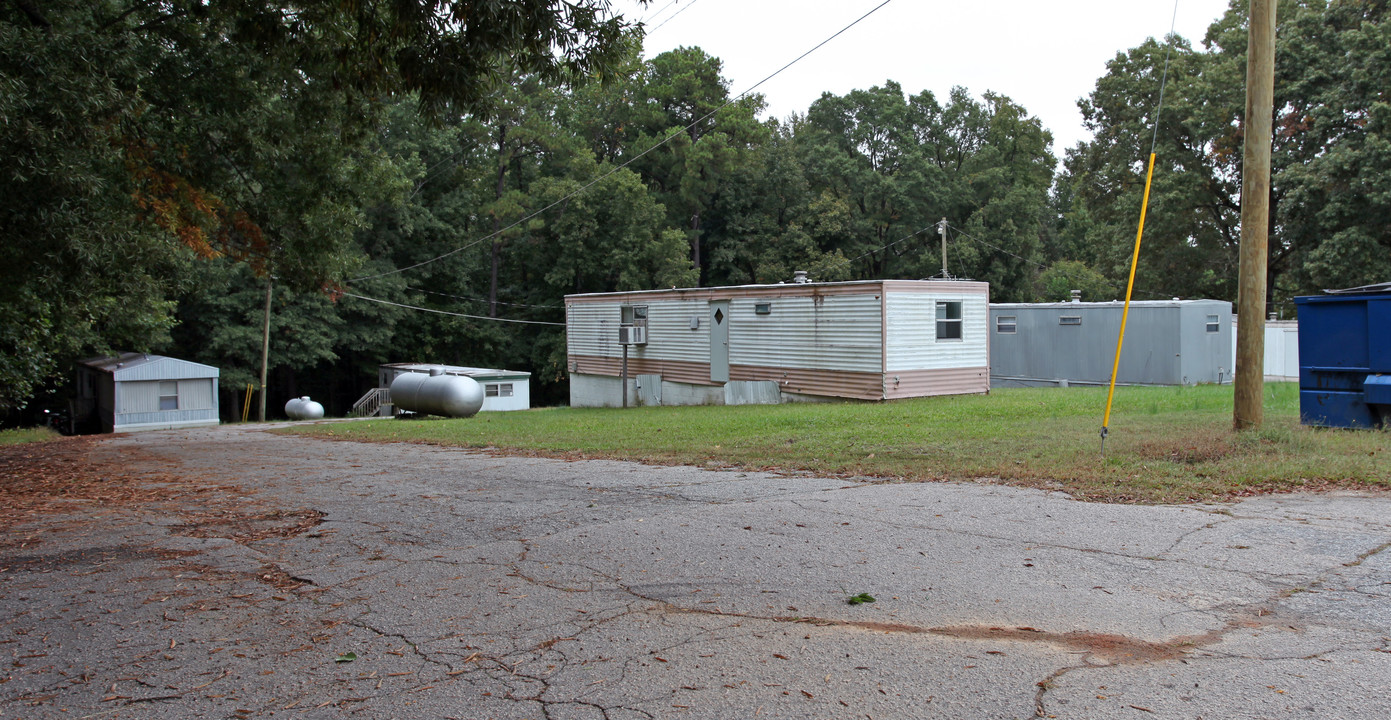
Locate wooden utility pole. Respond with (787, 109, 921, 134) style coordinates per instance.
(1234, 0, 1276, 430)
(937, 218, 948, 278)
(259, 276, 273, 422)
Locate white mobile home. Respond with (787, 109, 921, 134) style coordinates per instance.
(1231, 318, 1299, 381)
(564, 279, 991, 407)
(376, 363, 531, 412)
(75, 353, 220, 433)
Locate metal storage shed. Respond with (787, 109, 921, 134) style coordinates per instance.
(989, 299, 1233, 387)
(75, 353, 220, 433)
(564, 279, 991, 408)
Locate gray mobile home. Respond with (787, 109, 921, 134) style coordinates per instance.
(75, 353, 220, 433)
(989, 299, 1233, 387)
(565, 279, 991, 407)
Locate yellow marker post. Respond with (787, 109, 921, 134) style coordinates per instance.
(242, 383, 254, 423)
(1101, 152, 1158, 453)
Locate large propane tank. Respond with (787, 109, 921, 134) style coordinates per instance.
(389, 369, 484, 418)
(284, 396, 325, 420)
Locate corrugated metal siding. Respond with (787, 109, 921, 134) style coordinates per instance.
(566, 299, 709, 366)
(117, 381, 161, 414)
(111, 357, 218, 382)
(885, 292, 990, 371)
(729, 364, 883, 400)
(568, 354, 712, 385)
(724, 381, 783, 405)
(177, 379, 215, 411)
(989, 304, 1183, 384)
(566, 302, 618, 358)
(883, 367, 990, 399)
(113, 410, 218, 429)
(1177, 302, 1234, 384)
(728, 294, 883, 373)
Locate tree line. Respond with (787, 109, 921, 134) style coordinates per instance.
(3, 0, 1387, 419)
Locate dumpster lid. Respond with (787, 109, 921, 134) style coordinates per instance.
(1323, 282, 1391, 294)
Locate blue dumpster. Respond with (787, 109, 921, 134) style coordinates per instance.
(1294, 282, 1391, 428)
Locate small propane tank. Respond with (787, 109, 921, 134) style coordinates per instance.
(285, 396, 325, 420)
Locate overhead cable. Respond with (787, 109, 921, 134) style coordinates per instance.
(406, 287, 563, 309)
(348, 0, 896, 283)
(647, 0, 704, 34)
(341, 292, 567, 326)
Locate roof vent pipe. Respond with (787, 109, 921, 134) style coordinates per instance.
(792, 270, 810, 284)
(1070, 289, 1081, 303)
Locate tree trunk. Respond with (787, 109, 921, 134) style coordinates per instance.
(690, 210, 702, 285)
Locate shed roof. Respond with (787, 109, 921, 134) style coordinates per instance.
(382, 363, 530, 379)
(79, 353, 220, 381)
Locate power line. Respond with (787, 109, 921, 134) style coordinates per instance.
(639, 0, 681, 25)
(845, 222, 940, 265)
(348, 0, 897, 284)
(341, 293, 567, 326)
(405, 287, 563, 309)
(647, 0, 703, 34)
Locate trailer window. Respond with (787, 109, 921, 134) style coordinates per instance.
(485, 383, 514, 398)
(936, 301, 963, 341)
(158, 381, 179, 411)
(1059, 315, 1082, 326)
(996, 315, 1017, 334)
(1206, 315, 1220, 333)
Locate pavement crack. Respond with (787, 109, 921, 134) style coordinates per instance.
(1033, 664, 1080, 718)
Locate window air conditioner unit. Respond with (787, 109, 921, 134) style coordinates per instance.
(618, 325, 647, 345)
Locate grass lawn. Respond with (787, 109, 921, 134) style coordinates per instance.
(0, 427, 61, 446)
(281, 383, 1388, 503)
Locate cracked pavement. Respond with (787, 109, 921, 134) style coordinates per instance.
(2, 423, 1390, 719)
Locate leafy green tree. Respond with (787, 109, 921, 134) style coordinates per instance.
(799, 83, 1054, 299)
(1059, 0, 1391, 308)
(1060, 34, 1242, 303)
(706, 121, 850, 285)
(619, 47, 769, 282)
(1, 0, 636, 413)
(1035, 261, 1120, 302)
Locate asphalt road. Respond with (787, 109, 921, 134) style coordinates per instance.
(2, 423, 1389, 719)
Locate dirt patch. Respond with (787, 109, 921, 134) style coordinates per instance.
(927, 625, 1206, 665)
(1132, 436, 1237, 465)
(778, 616, 1297, 667)
(0, 436, 323, 553)
(171, 508, 325, 544)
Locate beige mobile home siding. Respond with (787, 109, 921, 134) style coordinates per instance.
(727, 294, 883, 373)
(568, 297, 714, 384)
(565, 302, 618, 358)
(884, 292, 990, 371)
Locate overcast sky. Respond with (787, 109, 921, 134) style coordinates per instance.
(614, 0, 1235, 155)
